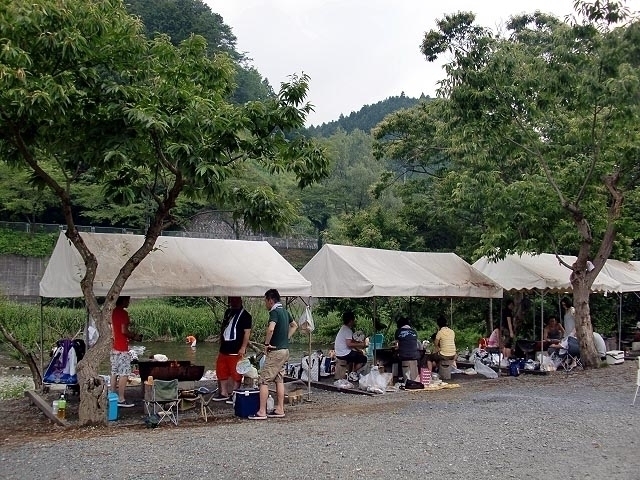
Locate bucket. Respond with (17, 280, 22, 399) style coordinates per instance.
(107, 392, 119, 421)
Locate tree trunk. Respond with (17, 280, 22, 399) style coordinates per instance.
(572, 276, 600, 369)
(0, 322, 42, 387)
(77, 329, 110, 426)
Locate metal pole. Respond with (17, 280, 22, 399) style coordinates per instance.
(489, 298, 494, 332)
(540, 291, 545, 361)
(373, 297, 377, 365)
(40, 297, 44, 390)
(619, 293, 623, 351)
(450, 298, 453, 329)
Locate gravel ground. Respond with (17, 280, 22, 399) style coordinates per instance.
(1, 362, 639, 479)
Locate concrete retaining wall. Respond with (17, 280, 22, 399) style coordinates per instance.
(0, 255, 47, 304)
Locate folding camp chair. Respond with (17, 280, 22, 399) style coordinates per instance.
(558, 337, 583, 373)
(144, 379, 180, 426)
(196, 387, 218, 423)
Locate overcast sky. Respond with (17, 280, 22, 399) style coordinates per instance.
(206, 1, 639, 126)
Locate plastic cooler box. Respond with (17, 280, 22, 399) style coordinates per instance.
(233, 389, 260, 418)
(605, 350, 624, 365)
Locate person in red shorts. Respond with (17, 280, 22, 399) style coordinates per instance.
(110, 296, 141, 407)
(213, 297, 252, 403)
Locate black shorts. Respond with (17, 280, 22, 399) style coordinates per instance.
(337, 350, 367, 365)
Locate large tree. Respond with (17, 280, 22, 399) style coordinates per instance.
(0, 0, 328, 424)
(385, 1, 639, 367)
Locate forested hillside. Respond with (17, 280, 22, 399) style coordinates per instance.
(305, 93, 427, 137)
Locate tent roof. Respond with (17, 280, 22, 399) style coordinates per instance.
(472, 253, 622, 293)
(299, 244, 503, 298)
(39, 232, 312, 298)
(599, 259, 640, 293)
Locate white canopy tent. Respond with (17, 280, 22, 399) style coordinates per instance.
(300, 244, 503, 299)
(472, 253, 621, 294)
(300, 244, 503, 369)
(40, 232, 312, 298)
(599, 259, 640, 348)
(473, 253, 623, 352)
(599, 259, 640, 293)
(38, 231, 313, 395)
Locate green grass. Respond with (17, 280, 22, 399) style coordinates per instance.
(0, 229, 57, 257)
(0, 376, 34, 399)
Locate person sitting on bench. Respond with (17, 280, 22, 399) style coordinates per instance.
(426, 315, 456, 372)
(334, 311, 369, 380)
(393, 316, 421, 381)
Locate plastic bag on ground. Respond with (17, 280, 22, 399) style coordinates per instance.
(358, 366, 392, 393)
(333, 378, 353, 389)
(474, 358, 498, 379)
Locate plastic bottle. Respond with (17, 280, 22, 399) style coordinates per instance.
(57, 394, 66, 420)
(266, 394, 274, 414)
(52, 400, 59, 416)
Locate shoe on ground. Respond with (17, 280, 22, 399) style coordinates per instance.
(118, 401, 135, 408)
(225, 398, 234, 405)
(212, 394, 229, 402)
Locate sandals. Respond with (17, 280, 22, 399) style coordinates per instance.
(248, 412, 286, 419)
(267, 412, 285, 418)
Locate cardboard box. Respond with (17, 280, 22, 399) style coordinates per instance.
(605, 350, 625, 365)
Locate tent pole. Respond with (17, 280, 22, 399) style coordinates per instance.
(540, 291, 545, 362)
(498, 297, 504, 377)
(450, 298, 453, 329)
(489, 298, 493, 333)
(619, 293, 623, 351)
(40, 297, 44, 391)
(308, 328, 312, 400)
(373, 297, 377, 366)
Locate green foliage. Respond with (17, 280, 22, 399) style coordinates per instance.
(0, 301, 86, 360)
(0, 229, 57, 257)
(0, 163, 62, 223)
(0, 377, 33, 399)
(325, 204, 420, 251)
(129, 302, 218, 340)
(299, 128, 389, 242)
(126, 0, 239, 58)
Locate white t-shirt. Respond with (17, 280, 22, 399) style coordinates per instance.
(593, 332, 606, 358)
(564, 307, 576, 335)
(334, 325, 354, 357)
